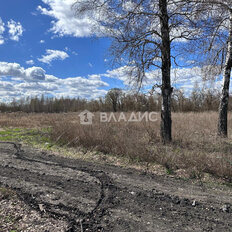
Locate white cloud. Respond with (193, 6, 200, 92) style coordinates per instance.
(104, 66, 137, 86)
(38, 0, 100, 37)
(40, 40, 45, 43)
(88, 74, 101, 80)
(7, 20, 23, 41)
(25, 67, 46, 81)
(26, 60, 34, 65)
(0, 62, 45, 82)
(45, 74, 58, 82)
(38, 49, 69, 64)
(0, 61, 108, 102)
(0, 62, 25, 78)
(0, 61, 225, 103)
(102, 65, 223, 95)
(0, 18, 24, 44)
(0, 18, 5, 45)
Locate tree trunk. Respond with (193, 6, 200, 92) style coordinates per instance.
(159, 0, 173, 143)
(218, 10, 232, 137)
(112, 100, 117, 112)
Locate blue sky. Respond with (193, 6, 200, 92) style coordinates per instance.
(0, 0, 110, 75)
(0, 0, 223, 102)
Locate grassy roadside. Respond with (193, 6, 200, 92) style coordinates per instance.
(0, 127, 167, 174)
(0, 127, 231, 189)
(0, 128, 51, 146)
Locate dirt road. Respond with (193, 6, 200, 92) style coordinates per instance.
(0, 142, 231, 231)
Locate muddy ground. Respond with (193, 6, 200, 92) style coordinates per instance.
(0, 142, 231, 231)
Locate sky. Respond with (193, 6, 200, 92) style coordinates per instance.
(0, 0, 224, 102)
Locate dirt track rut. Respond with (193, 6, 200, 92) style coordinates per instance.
(0, 142, 232, 231)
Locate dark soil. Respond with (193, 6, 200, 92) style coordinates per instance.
(0, 142, 231, 231)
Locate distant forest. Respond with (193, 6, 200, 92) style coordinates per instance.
(0, 87, 231, 113)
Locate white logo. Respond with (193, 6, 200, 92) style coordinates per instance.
(100, 112, 158, 122)
(78, 110, 94, 125)
(79, 110, 158, 125)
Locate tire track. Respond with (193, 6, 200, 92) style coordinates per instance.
(0, 142, 232, 232)
(0, 142, 117, 231)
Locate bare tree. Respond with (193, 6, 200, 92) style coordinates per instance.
(187, 0, 232, 136)
(218, 5, 232, 137)
(105, 88, 123, 112)
(74, 0, 200, 143)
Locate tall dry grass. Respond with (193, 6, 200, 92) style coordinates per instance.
(0, 112, 232, 181)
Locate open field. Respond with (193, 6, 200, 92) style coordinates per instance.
(0, 113, 232, 231)
(0, 112, 232, 182)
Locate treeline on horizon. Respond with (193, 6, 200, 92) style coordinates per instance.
(0, 87, 231, 113)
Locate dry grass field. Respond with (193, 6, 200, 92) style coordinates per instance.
(0, 112, 232, 182)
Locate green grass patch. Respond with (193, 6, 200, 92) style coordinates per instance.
(0, 128, 53, 149)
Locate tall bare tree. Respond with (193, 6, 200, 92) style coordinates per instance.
(217, 4, 232, 137)
(188, 0, 232, 136)
(74, 0, 199, 143)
